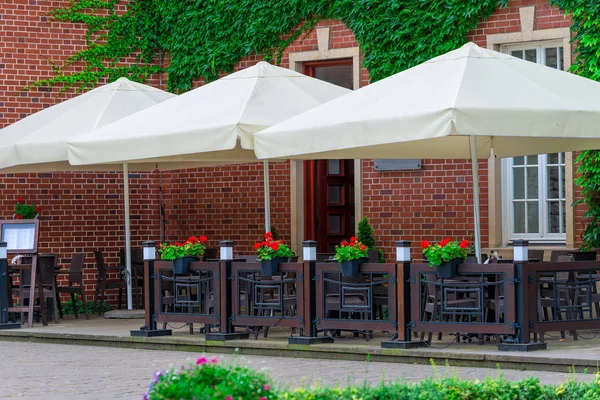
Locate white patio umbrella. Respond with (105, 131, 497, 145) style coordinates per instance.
(67, 61, 350, 232)
(0, 78, 179, 309)
(255, 42, 600, 263)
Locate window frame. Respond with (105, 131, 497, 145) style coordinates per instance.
(500, 41, 568, 245)
(502, 154, 566, 244)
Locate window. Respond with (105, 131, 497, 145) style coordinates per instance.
(502, 43, 566, 243)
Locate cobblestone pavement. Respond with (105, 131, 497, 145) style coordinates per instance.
(0, 341, 596, 400)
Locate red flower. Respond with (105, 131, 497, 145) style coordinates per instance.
(440, 238, 451, 247)
(270, 242, 279, 251)
(264, 232, 273, 239)
(17, 198, 24, 203)
(421, 240, 431, 249)
(175, 242, 182, 247)
(341, 240, 349, 246)
(35, 206, 42, 213)
(199, 235, 208, 243)
(459, 239, 470, 249)
(187, 236, 198, 243)
(15, 214, 23, 220)
(361, 245, 367, 251)
(253, 242, 261, 251)
(350, 236, 357, 244)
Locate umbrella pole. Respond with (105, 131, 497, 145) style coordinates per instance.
(263, 160, 271, 233)
(469, 137, 483, 264)
(123, 163, 133, 310)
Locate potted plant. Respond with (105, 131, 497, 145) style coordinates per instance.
(421, 238, 470, 278)
(334, 236, 369, 277)
(158, 236, 208, 274)
(14, 197, 41, 220)
(254, 232, 294, 276)
(356, 217, 385, 263)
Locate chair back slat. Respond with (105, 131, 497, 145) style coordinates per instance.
(38, 254, 58, 286)
(69, 253, 85, 284)
(94, 251, 107, 280)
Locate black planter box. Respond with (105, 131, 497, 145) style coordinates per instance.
(436, 258, 462, 278)
(340, 258, 368, 277)
(172, 256, 199, 275)
(260, 257, 288, 276)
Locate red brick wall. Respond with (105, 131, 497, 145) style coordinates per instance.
(0, 0, 164, 304)
(0, 0, 579, 307)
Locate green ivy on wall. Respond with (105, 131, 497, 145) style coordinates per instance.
(550, 0, 600, 249)
(33, 0, 507, 92)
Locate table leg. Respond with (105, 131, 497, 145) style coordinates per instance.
(36, 270, 48, 326)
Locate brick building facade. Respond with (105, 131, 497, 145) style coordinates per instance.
(0, 0, 582, 302)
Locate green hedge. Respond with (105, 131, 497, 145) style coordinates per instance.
(145, 356, 600, 400)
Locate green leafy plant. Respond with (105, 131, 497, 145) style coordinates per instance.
(356, 217, 385, 262)
(547, 1, 600, 251)
(145, 359, 600, 399)
(157, 236, 207, 260)
(334, 236, 368, 262)
(60, 294, 111, 315)
(574, 151, 600, 250)
(36, 1, 507, 92)
(269, 226, 280, 241)
(145, 356, 274, 400)
(254, 232, 294, 261)
(14, 198, 41, 220)
(421, 238, 470, 267)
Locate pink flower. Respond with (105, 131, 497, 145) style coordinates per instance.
(259, 398, 267, 400)
(210, 357, 218, 363)
(263, 384, 271, 391)
(225, 396, 233, 400)
(196, 356, 208, 365)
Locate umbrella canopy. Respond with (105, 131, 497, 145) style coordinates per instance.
(254, 42, 600, 160)
(0, 77, 179, 311)
(254, 42, 600, 263)
(0, 78, 179, 172)
(66, 61, 350, 166)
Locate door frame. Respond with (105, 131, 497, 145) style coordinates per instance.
(288, 42, 363, 257)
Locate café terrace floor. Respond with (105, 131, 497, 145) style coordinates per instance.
(1, 315, 600, 373)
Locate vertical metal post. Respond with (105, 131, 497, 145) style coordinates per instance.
(206, 241, 249, 340)
(382, 240, 424, 348)
(263, 160, 271, 233)
(123, 163, 133, 310)
(513, 239, 528, 344)
(130, 241, 171, 337)
(469, 136, 483, 264)
(0, 242, 19, 329)
(498, 239, 546, 351)
(289, 240, 332, 344)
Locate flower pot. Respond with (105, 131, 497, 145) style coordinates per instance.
(172, 256, 199, 275)
(259, 257, 288, 276)
(340, 258, 368, 277)
(436, 258, 462, 279)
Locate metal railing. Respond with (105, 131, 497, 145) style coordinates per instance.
(314, 262, 398, 333)
(409, 263, 516, 336)
(152, 260, 221, 327)
(230, 262, 305, 331)
(523, 261, 600, 335)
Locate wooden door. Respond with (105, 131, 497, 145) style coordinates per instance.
(304, 160, 355, 253)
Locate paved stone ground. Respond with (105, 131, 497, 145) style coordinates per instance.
(0, 342, 597, 400)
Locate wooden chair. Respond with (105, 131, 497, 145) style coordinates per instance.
(19, 254, 59, 324)
(93, 251, 126, 314)
(538, 254, 577, 341)
(56, 253, 88, 319)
